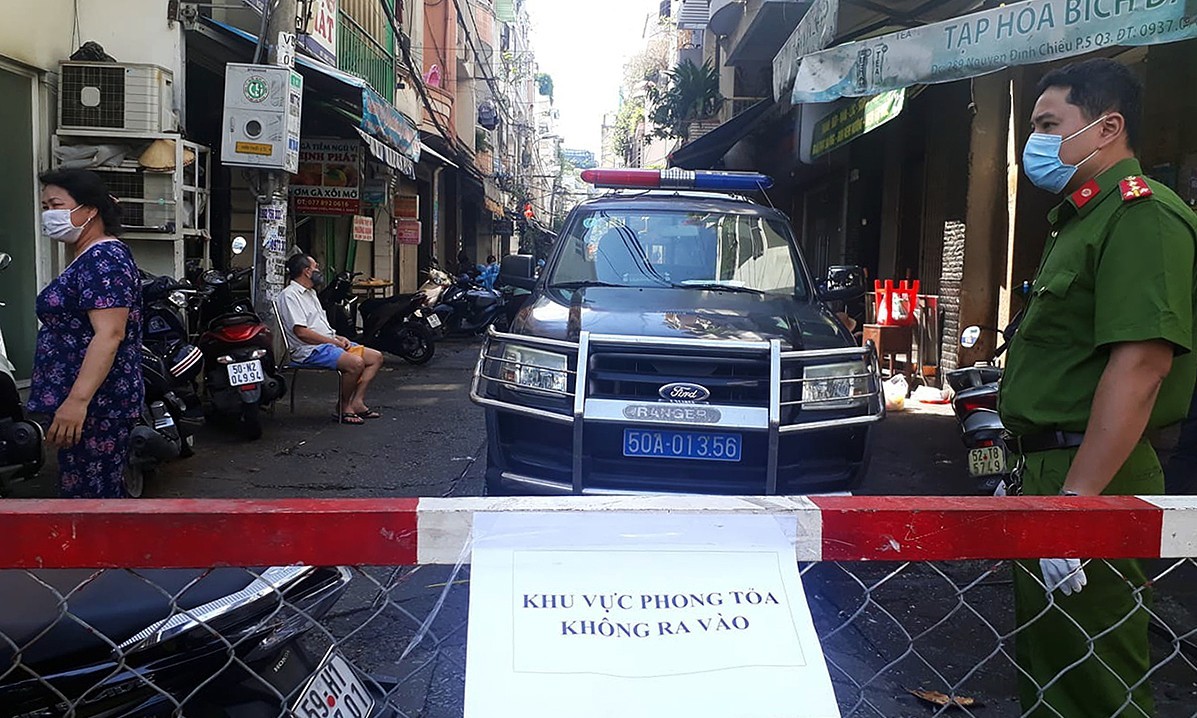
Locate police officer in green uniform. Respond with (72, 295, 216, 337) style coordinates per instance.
(1000, 58, 1197, 717)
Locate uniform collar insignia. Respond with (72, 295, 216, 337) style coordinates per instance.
(1118, 175, 1153, 202)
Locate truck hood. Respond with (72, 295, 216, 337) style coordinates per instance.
(511, 286, 853, 350)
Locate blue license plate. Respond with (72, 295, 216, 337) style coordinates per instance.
(622, 429, 742, 462)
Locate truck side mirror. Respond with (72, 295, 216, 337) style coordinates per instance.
(499, 254, 537, 291)
(818, 265, 865, 302)
(0, 253, 11, 271)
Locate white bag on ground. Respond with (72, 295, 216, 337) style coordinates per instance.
(883, 375, 908, 412)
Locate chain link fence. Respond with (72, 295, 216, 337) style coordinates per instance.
(4, 556, 1197, 717)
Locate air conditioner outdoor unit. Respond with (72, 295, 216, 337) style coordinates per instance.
(58, 62, 175, 134)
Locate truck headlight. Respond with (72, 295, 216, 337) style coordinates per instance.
(803, 361, 872, 410)
(501, 345, 568, 393)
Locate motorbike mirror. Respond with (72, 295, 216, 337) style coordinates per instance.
(231, 236, 247, 255)
(960, 325, 983, 348)
(0, 253, 11, 271)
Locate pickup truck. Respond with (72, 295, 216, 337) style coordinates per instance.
(471, 169, 884, 496)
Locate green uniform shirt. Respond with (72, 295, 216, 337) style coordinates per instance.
(999, 158, 1197, 437)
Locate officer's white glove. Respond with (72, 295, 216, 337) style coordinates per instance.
(1040, 558, 1087, 597)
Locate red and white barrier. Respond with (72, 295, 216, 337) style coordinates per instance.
(3, 495, 1194, 569)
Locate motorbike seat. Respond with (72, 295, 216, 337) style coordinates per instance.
(360, 294, 419, 317)
(0, 568, 257, 667)
(961, 409, 1006, 448)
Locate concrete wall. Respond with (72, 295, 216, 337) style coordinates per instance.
(0, 0, 186, 281)
(0, 0, 182, 77)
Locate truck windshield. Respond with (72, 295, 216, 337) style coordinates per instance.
(549, 209, 809, 299)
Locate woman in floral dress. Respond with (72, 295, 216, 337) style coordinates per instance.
(27, 169, 142, 498)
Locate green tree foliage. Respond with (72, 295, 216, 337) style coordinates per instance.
(612, 97, 645, 163)
(646, 60, 722, 141)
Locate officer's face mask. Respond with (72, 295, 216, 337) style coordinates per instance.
(1022, 114, 1109, 194)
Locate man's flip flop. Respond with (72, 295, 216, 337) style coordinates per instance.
(356, 409, 382, 419)
(334, 412, 365, 425)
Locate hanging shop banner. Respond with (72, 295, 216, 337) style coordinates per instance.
(773, 0, 838, 101)
(810, 89, 905, 159)
(396, 219, 421, 246)
(291, 139, 362, 215)
(791, 0, 1197, 103)
(362, 88, 421, 163)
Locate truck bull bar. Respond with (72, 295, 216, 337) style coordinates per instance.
(470, 327, 885, 494)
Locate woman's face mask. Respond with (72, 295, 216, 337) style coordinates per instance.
(41, 205, 92, 244)
(1022, 114, 1109, 194)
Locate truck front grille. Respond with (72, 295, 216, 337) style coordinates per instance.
(588, 349, 772, 406)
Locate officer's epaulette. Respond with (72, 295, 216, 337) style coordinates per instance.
(1119, 176, 1153, 202)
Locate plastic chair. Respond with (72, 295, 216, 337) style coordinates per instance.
(272, 297, 344, 423)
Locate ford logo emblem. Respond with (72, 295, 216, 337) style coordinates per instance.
(658, 382, 711, 403)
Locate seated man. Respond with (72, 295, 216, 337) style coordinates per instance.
(278, 254, 384, 425)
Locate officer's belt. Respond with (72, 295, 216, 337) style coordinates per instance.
(1007, 426, 1180, 455)
(1007, 430, 1085, 454)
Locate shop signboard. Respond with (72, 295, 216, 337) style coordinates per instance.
(396, 219, 421, 246)
(246, 0, 337, 66)
(393, 195, 419, 219)
(291, 139, 362, 215)
(773, 0, 838, 101)
(810, 89, 905, 159)
(792, 0, 1197, 103)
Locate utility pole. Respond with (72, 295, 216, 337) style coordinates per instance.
(251, 0, 300, 318)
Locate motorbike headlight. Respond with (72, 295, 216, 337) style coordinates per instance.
(500, 345, 568, 394)
(168, 290, 188, 308)
(803, 360, 874, 410)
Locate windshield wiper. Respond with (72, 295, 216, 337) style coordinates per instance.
(674, 282, 766, 295)
(548, 280, 626, 290)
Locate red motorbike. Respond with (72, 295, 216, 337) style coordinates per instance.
(196, 267, 286, 440)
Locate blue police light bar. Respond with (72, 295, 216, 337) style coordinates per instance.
(580, 168, 774, 192)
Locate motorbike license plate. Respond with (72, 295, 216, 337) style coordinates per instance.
(426, 313, 442, 328)
(292, 650, 375, 718)
(968, 445, 1007, 477)
(227, 360, 264, 387)
(623, 429, 742, 462)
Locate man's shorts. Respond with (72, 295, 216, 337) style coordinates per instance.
(300, 342, 365, 369)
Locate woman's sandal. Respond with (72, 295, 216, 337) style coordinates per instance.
(333, 412, 365, 425)
(356, 408, 382, 419)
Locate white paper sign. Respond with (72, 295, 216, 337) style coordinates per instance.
(465, 512, 839, 718)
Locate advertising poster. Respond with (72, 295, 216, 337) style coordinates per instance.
(353, 215, 375, 243)
(291, 139, 362, 215)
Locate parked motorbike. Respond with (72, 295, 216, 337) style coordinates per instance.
(196, 254, 286, 441)
(0, 565, 398, 716)
(321, 270, 438, 365)
(946, 342, 1008, 495)
(120, 273, 208, 496)
(0, 253, 45, 491)
(947, 284, 1030, 493)
(429, 271, 508, 336)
